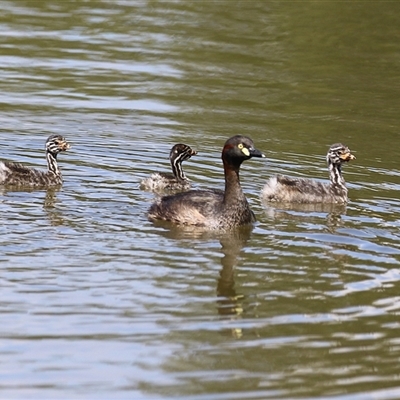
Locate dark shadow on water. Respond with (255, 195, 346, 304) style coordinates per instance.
(0, 184, 62, 195)
(216, 227, 252, 339)
(261, 201, 347, 233)
(149, 219, 253, 241)
(0, 186, 65, 226)
(150, 221, 253, 338)
(42, 188, 65, 226)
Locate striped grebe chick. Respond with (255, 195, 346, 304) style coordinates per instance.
(140, 143, 197, 192)
(0, 134, 70, 187)
(261, 143, 355, 204)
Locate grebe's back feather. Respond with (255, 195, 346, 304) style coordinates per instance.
(262, 174, 347, 203)
(0, 162, 61, 186)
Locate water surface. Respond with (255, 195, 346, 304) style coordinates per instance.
(1, 1, 400, 399)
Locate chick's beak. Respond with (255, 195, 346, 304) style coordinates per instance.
(340, 152, 356, 162)
(60, 141, 71, 151)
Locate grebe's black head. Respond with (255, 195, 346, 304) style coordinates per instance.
(221, 135, 265, 167)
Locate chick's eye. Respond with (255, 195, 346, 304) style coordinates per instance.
(238, 143, 243, 149)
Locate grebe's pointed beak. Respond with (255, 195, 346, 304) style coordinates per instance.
(249, 148, 265, 158)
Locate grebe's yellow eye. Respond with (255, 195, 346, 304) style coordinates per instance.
(238, 143, 250, 156)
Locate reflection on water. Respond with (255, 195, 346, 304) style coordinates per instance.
(216, 227, 252, 340)
(1, 186, 64, 226)
(262, 202, 347, 233)
(1, 1, 400, 399)
(153, 223, 252, 340)
(43, 188, 65, 226)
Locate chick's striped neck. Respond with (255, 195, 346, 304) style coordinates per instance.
(46, 151, 60, 176)
(171, 151, 188, 181)
(328, 159, 346, 191)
